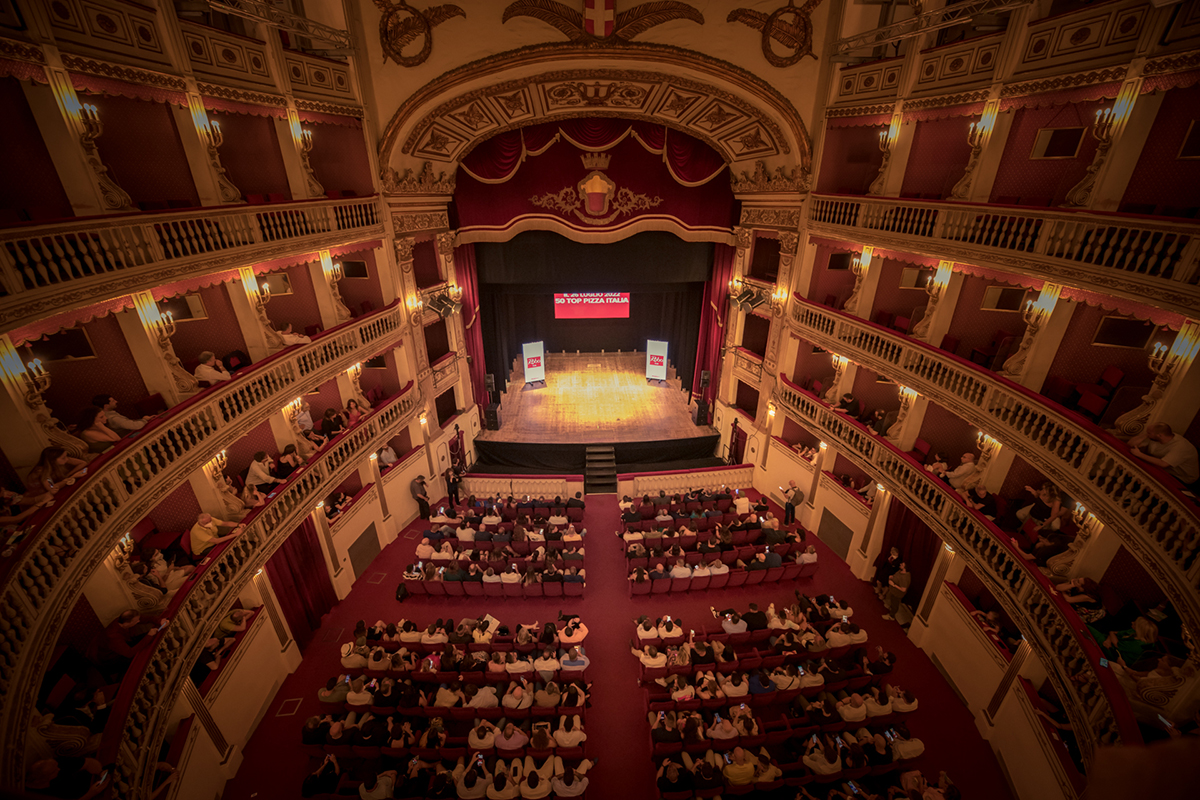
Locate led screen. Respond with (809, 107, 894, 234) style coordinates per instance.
(553, 292, 630, 319)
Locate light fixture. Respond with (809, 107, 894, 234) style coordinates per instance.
(316, 501, 324, 508)
(426, 285, 463, 319)
(369, 453, 378, 461)
(419, 411, 428, 426)
(944, 543, 955, 554)
(876, 483, 884, 492)
(819, 441, 828, 450)
(767, 402, 776, 418)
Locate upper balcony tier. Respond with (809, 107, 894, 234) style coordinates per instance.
(0, 196, 383, 335)
(786, 293, 1200, 643)
(773, 375, 1142, 770)
(0, 301, 408, 782)
(807, 194, 1200, 319)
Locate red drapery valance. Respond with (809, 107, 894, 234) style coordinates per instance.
(0, 57, 48, 84)
(460, 119, 727, 187)
(999, 81, 1122, 112)
(1059, 285, 1186, 330)
(9, 294, 135, 346)
(1141, 68, 1200, 94)
(202, 94, 287, 119)
(826, 114, 892, 130)
(902, 102, 986, 124)
(298, 110, 363, 129)
(70, 72, 188, 106)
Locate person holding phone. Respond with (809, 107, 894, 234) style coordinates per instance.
(25, 757, 111, 799)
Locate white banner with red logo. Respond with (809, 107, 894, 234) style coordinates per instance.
(646, 339, 668, 381)
(523, 341, 546, 383)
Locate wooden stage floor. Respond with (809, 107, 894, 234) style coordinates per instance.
(478, 352, 711, 444)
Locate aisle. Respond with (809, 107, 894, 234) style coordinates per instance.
(223, 494, 1012, 800)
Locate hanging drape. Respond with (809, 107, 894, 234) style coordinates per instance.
(454, 242, 490, 408)
(265, 517, 338, 651)
(692, 242, 735, 403)
(878, 499, 944, 609)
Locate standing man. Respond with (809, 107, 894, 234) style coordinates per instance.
(782, 480, 803, 525)
(882, 562, 911, 621)
(411, 474, 431, 519)
(443, 467, 461, 507)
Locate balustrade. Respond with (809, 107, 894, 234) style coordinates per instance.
(788, 295, 1200, 637)
(807, 194, 1200, 318)
(0, 196, 383, 332)
(774, 376, 1140, 766)
(0, 302, 407, 786)
(99, 385, 423, 798)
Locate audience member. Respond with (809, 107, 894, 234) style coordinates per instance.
(194, 351, 232, 385)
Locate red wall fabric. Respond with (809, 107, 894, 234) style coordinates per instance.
(871, 258, 928, 322)
(693, 243, 734, 403)
(334, 248, 385, 317)
(899, 117, 976, 199)
(816, 124, 887, 195)
(454, 243, 490, 408)
(87, 94, 199, 208)
(790, 340, 835, 389)
(850, 366, 900, 416)
(780, 416, 817, 448)
(1120, 85, 1200, 213)
(989, 101, 1105, 206)
(454, 130, 734, 234)
(999, 454, 1050, 502)
(307, 121, 374, 198)
(832, 454, 869, 486)
(146, 480, 202, 534)
(412, 239, 441, 289)
(916, 402, 979, 462)
(262, 263, 322, 334)
(61, 597, 104, 656)
(0, 76, 73, 221)
(265, 518, 338, 650)
(379, 348, 404, 396)
(943, 275, 1026, 359)
(168, 284, 249, 365)
(209, 110, 292, 201)
(309, 381, 345, 420)
(37, 313, 148, 424)
(806, 244, 858, 309)
(1045, 302, 1157, 389)
(1102, 545, 1166, 606)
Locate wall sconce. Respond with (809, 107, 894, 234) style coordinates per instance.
(975, 431, 1000, 452)
(369, 452, 378, 461)
(819, 441, 828, 450)
(240, 268, 271, 310)
(204, 450, 227, 480)
(79, 103, 102, 143)
(0, 341, 51, 408)
(769, 285, 789, 317)
(330, 261, 344, 281)
(876, 483, 884, 493)
(300, 128, 314, 153)
(1072, 502, 1088, 525)
(852, 248, 873, 274)
(1063, 88, 1136, 208)
(926, 261, 953, 299)
(419, 411, 428, 426)
(316, 500, 324, 509)
(348, 362, 363, 381)
(868, 121, 899, 196)
(944, 543, 955, 554)
(199, 119, 223, 150)
(284, 397, 303, 420)
(767, 402, 776, 418)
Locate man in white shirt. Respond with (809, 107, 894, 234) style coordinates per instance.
(501, 683, 533, 710)
(378, 445, 397, 466)
(631, 644, 667, 667)
(553, 715, 586, 747)
(455, 523, 475, 543)
(358, 770, 397, 800)
(734, 491, 751, 515)
(941, 452, 977, 489)
(194, 351, 231, 384)
(691, 562, 711, 577)
(500, 565, 521, 583)
(533, 649, 561, 679)
(1130, 422, 1200, 484)
(467, 685, 499, 708)
(547, 511, 568, 526)
(93, 394, 152, 434)
(414, 538, 434, 560)
(668, 559, 692, 578)
(708, 559, 730, 575)
(836, 693, 868, 722)
(798, 546, 818, 564)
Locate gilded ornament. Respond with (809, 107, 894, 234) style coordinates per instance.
(728, 0, 825, 67)
(731, 160, 809, 193)
(375, 0, 466, 67)
(381, 162, 456, 195)
(501, 0, 703, 43)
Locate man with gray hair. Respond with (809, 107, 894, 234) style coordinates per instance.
(193, 351, 231, 385)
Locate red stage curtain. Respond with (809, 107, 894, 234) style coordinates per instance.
(879, 499, 944, 609)
(454, 242, 490, 408)
(265, 518, 338, 651)
(692, 243, 735, 403)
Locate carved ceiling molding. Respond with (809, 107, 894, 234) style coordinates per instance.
(1143, 49, 1200, 76)
(382, 161, 456, 195)
(379, 42, 813, 175)
(60, 53, 186, 91)
(731, 160, 810, 193)
(0, 36, 45, 63)
(740, 207, 802, 228)
(390, 211, 451, 234)
(903, 89, 990, 111)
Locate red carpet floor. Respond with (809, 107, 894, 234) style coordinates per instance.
(223, 493, 1012, 800)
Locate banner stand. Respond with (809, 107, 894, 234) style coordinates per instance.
(646, 339, 668, 385)
(522, 341, 546, 387)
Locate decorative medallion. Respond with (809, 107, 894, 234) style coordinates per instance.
(529, 151, 662, 225)
(375, 0, 466, 67)
(728, 0, 824, 67)
(502, 0, 702, 43)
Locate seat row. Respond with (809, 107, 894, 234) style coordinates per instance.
(406, 579, 585, 597)
(637, 645, 868, 684)
(629, 562, 816, 595)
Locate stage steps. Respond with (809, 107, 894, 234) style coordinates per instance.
(584, 445, 617, 495)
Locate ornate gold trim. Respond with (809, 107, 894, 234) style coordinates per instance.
(1000, 66, 1127, 98)
(295, 97, 365, 117)
(0, 36, 46, 64)
(731, 160, 810, 193)
(825, 102, 894, 119)
(1143, 49, 1200, 76)
(391, 211, 451, 233)
(381, 162, 456, 195)
(60, 54, 187, 91)
(380, 42, 812, 171)
(740, 207, 802, 228)
(903, 89, 990, 111)
(197, 82, 287, 107)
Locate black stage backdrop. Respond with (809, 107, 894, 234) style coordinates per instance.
(475, 231, 712, 393)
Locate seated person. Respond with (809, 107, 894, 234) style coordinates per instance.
(1129, 422, 1199, 486)
(189, 513, 245, 558)
(194, 351, 232, 384)
(245, 452, 281, 493)
(75, 406, 122, 453)
(834, 392, 861, 416)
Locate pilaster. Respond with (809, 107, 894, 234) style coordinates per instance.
(115, 294, 200, 406)
(999, 285, 1074, 391)
(171, 91, 243, 207)
(0, 334, 88, 469)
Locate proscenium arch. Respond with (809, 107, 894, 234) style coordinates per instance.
(377, 41, 815, 182)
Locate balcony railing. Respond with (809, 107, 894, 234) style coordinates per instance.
(787, 295, 1200, 639)
(0, 302, 407, 782)
(775, 376, 1141, 767)
(807, 194, 1200, 318)
(0, 196, 383, 333)
(100, 384, 423, 798)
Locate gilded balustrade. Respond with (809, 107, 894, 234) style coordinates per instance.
(788, 295, 1200, 638)
(774, 377, 1140, 766)
(0, 196, 383, 333)
(0, 302, 406, 786)
(807, 194, 1200, 318)
(101, 385, 423, 798)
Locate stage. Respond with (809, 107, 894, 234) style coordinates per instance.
(478, 351, 711, 444)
